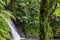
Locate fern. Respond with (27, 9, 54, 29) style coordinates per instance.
(0, 10, 15, 40)
(0, 10, 15, 20)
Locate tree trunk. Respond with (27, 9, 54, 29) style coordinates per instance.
(39, 0, 57, 40)
(39, 0, 46, 40)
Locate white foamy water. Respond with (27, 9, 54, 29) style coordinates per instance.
(3, 18, 25, 40)
(8, 20, 21, 40)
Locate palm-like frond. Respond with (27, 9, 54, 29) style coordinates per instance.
(0, 10, 15, 21)
(0, 10, 15, 40)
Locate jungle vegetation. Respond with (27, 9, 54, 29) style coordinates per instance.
(0, 0, 60, 40)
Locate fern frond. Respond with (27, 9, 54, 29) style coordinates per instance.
(0, 10, 15, 21)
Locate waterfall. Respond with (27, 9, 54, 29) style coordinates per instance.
(4, 19, 25, 40)
(8, 20, 21, 40)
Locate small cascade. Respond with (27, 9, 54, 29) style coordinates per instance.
(8, 20, 21, 40)
(5, 19, 25, 40)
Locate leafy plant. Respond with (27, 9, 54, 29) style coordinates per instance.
(0, 10, 15, 40)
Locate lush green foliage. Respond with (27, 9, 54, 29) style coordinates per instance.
(0, 0, 60, 40)
(0, 0, 15, 39)
(0, 18, 11, 40)
(14, 0, 40, 36)
(0, 11, 12, 40)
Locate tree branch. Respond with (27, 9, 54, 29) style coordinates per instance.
(0, 2, 6, 8)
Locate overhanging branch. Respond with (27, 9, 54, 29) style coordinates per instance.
(0, 2, 6, 8)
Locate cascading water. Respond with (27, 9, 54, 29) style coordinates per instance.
(3, 18, 25, 40)
(8, 20, 21, 40)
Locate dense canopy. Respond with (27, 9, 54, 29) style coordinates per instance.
(0, 0, 60, 40)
